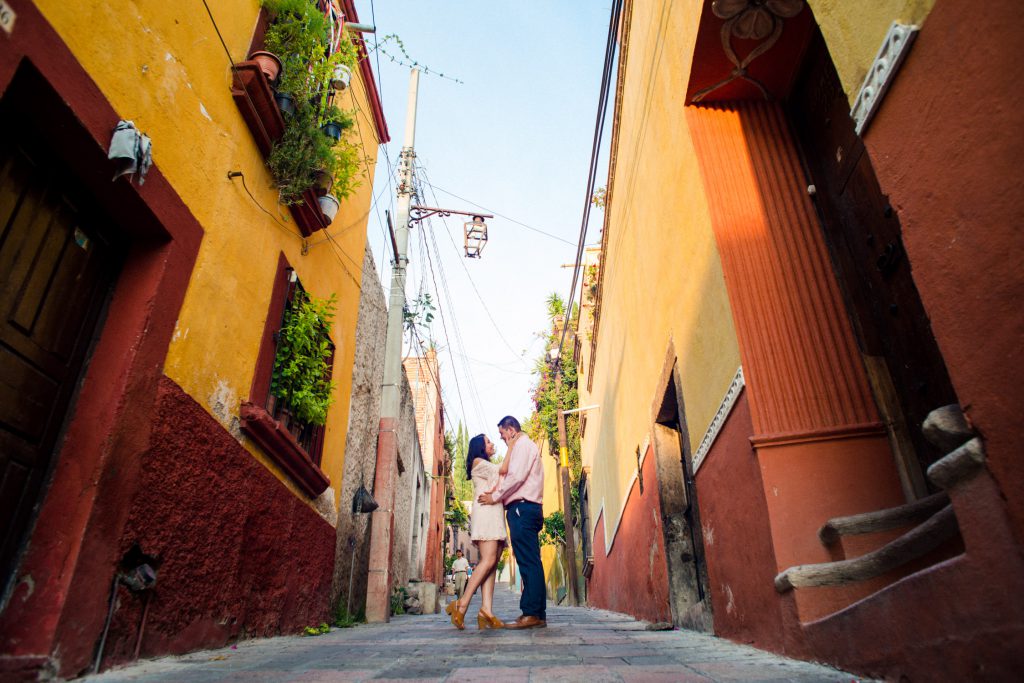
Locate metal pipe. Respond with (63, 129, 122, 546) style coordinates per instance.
(92, 576, 121, 674)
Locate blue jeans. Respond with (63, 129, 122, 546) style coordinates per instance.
(505, 501, 545, 619)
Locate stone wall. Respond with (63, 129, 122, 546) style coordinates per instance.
(391, 374, 426, 588)
(332, 246, 387, 619)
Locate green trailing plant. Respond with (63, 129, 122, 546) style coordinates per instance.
(333, 603, 363, 628)
(270, 290, 337, 426)
(540, 511, 566, 547)
(390, 586, 407, 616)
(523, 292, 583, 523)
(260, 0, 361, 205)
(496, 547, 510, 574)
(445, 496, 469, 531)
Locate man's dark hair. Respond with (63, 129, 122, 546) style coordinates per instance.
(456, 549, 463, 555)
(497, 415, 521, 432)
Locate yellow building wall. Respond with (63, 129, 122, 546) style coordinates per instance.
(35, 0, 382, 512)
(808, 0, 937, 103)
(582, 0, 740, 546)
(538, 439, 567, 598)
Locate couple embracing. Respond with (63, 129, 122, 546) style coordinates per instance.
(445, 416, 546, 630)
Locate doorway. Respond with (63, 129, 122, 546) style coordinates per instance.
(652, 369, 712, 630)
(787, 30, 958, 496)
(0, 105, 120, 592)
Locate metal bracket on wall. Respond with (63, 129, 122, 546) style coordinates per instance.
(851, 22, 920, 136)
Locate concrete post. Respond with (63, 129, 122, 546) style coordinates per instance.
(366, 69, 420, 623)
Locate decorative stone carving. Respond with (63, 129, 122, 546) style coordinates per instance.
(693, 367, 745, 473)
(850, 22, 919, 135)
(694, 0, 805, 101)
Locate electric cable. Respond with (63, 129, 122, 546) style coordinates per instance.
(415, 164, 530, 368)
(554, 0, 623, 374)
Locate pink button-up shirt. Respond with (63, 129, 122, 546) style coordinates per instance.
(493, 432, 543, 505)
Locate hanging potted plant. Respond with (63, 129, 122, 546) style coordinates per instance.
(320, 105, 354, 142)
(260, 0, 328, 117)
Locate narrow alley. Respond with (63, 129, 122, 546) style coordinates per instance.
(88, 588, 863, 683)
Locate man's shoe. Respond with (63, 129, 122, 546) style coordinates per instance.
(503, 614, 546, 629)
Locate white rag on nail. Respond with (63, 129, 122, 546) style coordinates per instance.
(108, 120, 153, 185)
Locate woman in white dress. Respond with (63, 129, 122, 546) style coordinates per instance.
(446, 434, 507, 629)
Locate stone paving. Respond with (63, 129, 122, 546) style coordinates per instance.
(87, 587, 870, 682)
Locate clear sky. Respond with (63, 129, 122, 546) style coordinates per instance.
(353, 1, 613, 444)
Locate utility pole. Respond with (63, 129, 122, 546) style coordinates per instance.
(366, 68, 420, 623)
(556, 372, 580, 606)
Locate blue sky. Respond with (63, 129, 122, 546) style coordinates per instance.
(354, 1, 613, 442)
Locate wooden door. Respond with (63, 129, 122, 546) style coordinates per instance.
(788, 32, 958, 481)
(0, 138, 117, 588)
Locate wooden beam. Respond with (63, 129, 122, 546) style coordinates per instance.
(818, 491, 950, 546)
(927, 436, 986, 490)
(775, 505, 958, 592)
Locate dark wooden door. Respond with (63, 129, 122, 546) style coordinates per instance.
(788, 32, 958, 479)
(0, 138, 117, 588)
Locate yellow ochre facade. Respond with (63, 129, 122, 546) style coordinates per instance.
(34, 0, 383, 511)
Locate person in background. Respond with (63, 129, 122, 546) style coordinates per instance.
(451, 550, 469, 599)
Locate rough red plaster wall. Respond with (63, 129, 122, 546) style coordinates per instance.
(798, 472, 1024, 681)
(96, 377, 335, 671)
(587, 449, 671, 623)
(865, 0, 1024, 542)
(694, 393, 786, 651)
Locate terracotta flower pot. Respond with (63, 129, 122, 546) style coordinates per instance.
(318, 194, 340, 223)
(248, 51, 282, 83)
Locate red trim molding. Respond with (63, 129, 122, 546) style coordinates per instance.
(751, 422, 887, 449)
(240, 402, 330, 497)
(340, 0, 390, 144)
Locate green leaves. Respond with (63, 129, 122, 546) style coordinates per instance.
(260, 0, 362, 204)
(540, 511, 566, 547)
(270, 291, 337, 426)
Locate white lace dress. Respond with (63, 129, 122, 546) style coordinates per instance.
(470, 459, 508, 544)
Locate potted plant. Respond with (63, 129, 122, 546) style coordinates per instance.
(261, 0, 328, 116)
(248, 50, 283, 83)
(320, 105, 354, 142)
(259, 0, 361, 209)
(270, 290, 338, 428)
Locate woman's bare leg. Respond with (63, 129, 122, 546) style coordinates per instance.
(479, 544, 503, 617)
(457, 541, 497, 614)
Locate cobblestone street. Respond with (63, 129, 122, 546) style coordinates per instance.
(88, 588, 869, 682)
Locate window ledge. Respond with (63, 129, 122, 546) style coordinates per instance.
(230, 61, 330, 237)
(239, 401, 330, 498)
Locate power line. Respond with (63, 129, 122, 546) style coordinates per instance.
(426, 184, 577, 246)
(420, 212, 487, 429)
(555, 0, 623, 371)
(416, 165, 530, 369)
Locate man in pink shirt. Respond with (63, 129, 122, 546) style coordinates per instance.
(477, 415, 546, 628)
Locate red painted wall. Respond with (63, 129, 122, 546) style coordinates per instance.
(587, 446, 672, 623)
(694, 393, 787, 651)
(96, 377, 335, 671)
(865, 0, 1024, 544)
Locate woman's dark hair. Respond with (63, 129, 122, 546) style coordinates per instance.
(466, 434, 489, 480)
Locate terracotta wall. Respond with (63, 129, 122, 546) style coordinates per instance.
(97, 378, 335, 672)
(863, 0, 1024, 545)
(693, 393, 786, 652)
(587, 447, 672, 624)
